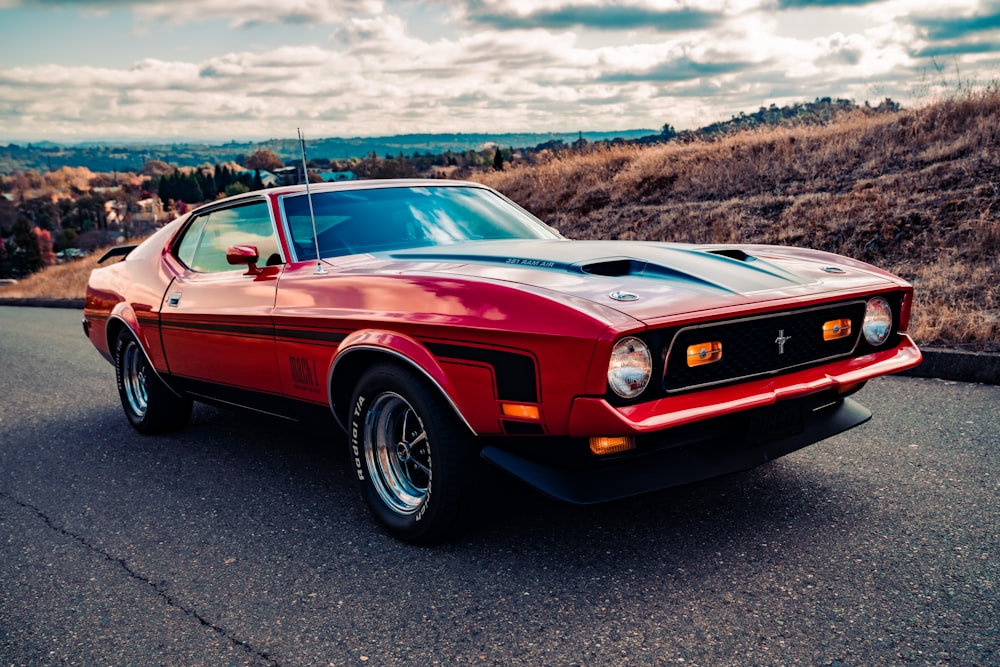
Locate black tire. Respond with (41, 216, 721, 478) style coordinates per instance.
(114, 328, 192, 434)
(349, 362, 479, 543)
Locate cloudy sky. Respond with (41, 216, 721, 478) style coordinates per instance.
(1, 0, 998, 143)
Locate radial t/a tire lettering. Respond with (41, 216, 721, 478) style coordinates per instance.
(349, 362, 479, 543)
(114, 328, 192, 434)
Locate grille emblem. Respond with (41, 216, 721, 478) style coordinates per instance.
(775, 329, 792, 354)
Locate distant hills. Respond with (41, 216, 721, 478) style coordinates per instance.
(0, 131, 655, 174)
(0, 97, 906, 175)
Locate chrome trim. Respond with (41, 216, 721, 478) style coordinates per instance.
(609, 291, 640, 302)
(327, 345, 477, 435)
(662, 300, 868, 394)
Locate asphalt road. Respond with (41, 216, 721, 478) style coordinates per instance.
(1, 305, 997, 667)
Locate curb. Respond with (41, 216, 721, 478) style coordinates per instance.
(2, 298, 999, 386)
(898, 348, 1000, 385)
(0, 297, 85, 309)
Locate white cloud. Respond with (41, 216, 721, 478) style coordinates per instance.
(0, 0, 998, 141)
(122, 0, 384, 27)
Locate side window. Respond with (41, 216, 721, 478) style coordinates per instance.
(175, 201, 280, 273)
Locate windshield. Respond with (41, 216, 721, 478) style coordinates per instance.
(281, 185, 558, 261)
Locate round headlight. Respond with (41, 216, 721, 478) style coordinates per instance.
(863, 296, 893, 346)
(608, 336, 652, 399)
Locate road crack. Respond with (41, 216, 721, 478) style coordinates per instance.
(2, 491, 283, 667)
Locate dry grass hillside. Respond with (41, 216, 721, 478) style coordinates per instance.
(3, 92, 997, 351)
(475, 89, 1000, 351)
(0, 248, 109, 301)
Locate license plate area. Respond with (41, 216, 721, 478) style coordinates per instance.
(746, 401, 806, 445)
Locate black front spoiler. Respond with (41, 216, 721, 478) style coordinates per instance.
(481, 397, 872, 505)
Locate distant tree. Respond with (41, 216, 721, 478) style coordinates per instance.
(178, 175, 204, 203)
(17, 196, 62, 232)
(158, 170, 205, 204)
(225, 182, 250, 197)
(493, 148, 504, 171)
(63, 194, 107, 232)
(59, 227, 78, 250)
(196, 169, 217, 199)
(0, 238, 10, 279)
(33, 227, 55, 266)
(140, 160, 174, 176)
(214, 164, 231, 193)
(877, 98, 901, 113)
(372, 157, 418, 179)
(253, 169, 264, 191)
(8, 218, 43, 277)
(661, 123, 677, 140)
(0, 197, 16, 236)
(244, 150, 284, 172)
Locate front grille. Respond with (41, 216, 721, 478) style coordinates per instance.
(663, 301, 867, 393)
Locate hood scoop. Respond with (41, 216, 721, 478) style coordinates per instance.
(578, 257, 646, 277)
(572, 255, 739, 293)
(706, 248, 753, 262)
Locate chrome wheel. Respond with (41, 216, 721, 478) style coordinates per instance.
(114, 329, 191, 434)
(363, 391, 431, 515)
(121, 339, 149, 418)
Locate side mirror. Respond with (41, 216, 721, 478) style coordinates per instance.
(226, 245, 262, 275)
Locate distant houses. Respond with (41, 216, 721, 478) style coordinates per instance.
(104, 196, 166, 228)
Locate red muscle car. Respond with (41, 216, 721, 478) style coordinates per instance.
(84, 179, 922, 542)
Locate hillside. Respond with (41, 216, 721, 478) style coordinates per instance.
(3, 92, 997, 351)
(0, 130, 655, 174)
(473, 89, 1000, 352)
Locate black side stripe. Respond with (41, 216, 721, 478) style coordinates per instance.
(426, 343, 538, 403)
(156, 318, 538, 402)
(275, 328, 348, 343)
(159, 319, 350, 343)
(159, 319, 274, 338)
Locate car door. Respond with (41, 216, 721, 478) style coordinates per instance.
(159, 198, 286, 405)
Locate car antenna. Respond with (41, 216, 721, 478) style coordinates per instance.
(297, 128, 327, 275)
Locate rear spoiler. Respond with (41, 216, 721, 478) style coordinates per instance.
(97, 245, 138, 264)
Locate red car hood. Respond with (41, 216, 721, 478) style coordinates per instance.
(378, 239, 900, 324)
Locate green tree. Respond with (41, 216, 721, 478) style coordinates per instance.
(0, 238, 11, 279)
(493, 147, 504, 171)
(197, 169, 218, 200)
(18, 196, 61, 231)
(225, 182, 250, 197)
(8, 218, 43, 278)
(0, 197, 16, 236)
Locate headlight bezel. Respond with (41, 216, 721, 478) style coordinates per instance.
(607, 335, 653, 400)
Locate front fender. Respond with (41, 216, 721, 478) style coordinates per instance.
(327, 329, 474, 434)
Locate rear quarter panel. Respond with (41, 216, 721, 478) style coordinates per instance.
(84, 220, 183, 370)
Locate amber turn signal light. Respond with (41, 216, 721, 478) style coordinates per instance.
(589, 436, 636, 456)
(500, 403, 540, 420)
(687, 341, 722, 367)
(823, 318, 852, 341)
